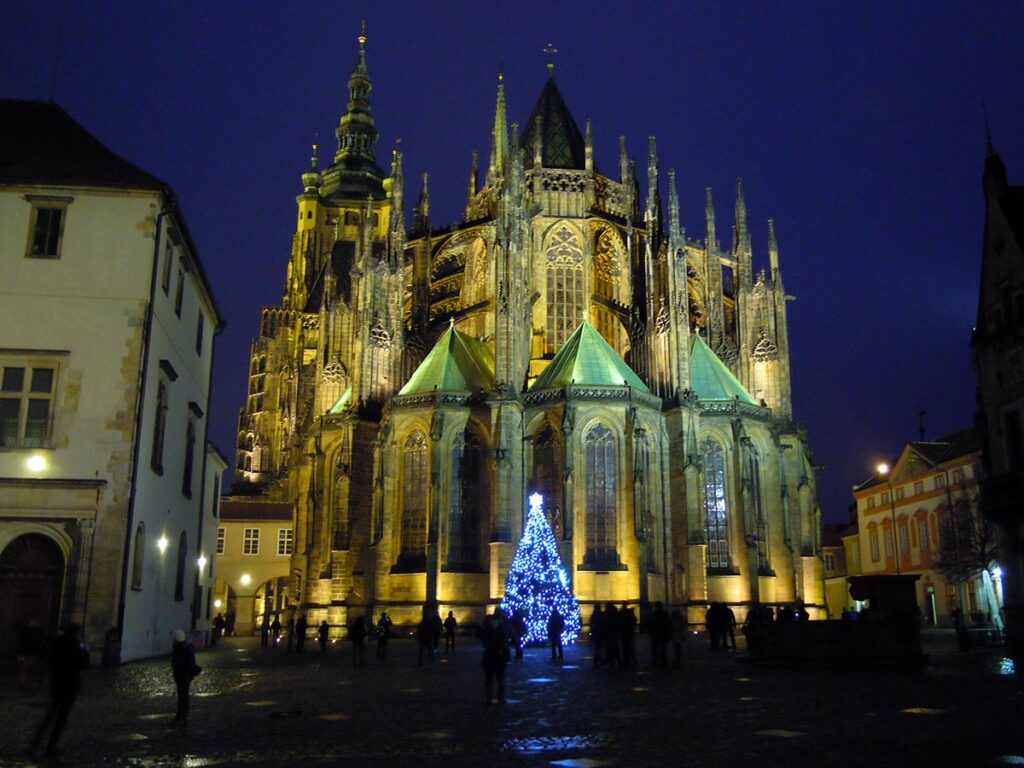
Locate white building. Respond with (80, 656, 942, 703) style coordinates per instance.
(0, 100, 223, 662)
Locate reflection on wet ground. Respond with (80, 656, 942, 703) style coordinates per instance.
(0, 629, 1019, 767)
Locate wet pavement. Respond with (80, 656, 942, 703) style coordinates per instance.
(1, 629, 1021, 768)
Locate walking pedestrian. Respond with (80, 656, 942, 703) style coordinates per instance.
(318, 620, 329, 653)
(27, 623, 89, 759)
(211, 613, 225, 646)
(271, 614, 282, 647)
(510, 611, 526, 660)
(589, 604, 604, 667)
(376, 611, 392, 660)
(349, 616, 367, 667)
(296, 614, 308, 654)
(723, 603, 737, 651)
(443, 610, 458, 653)
(547, 608, 565, 661)
(417, 608, 435, 666)
(604, 603, 621, 667)
(169, 629, 200, 727)
(479, 609, 510, 705)
(259, 613, 270, 647)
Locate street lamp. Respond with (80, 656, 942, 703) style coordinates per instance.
(877, 463, 901, 575)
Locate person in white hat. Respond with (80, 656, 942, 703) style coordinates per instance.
(170, 629, 199, 726)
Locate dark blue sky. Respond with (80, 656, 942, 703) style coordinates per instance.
(3, 1, 1022, 522)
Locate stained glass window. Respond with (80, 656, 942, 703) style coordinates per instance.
(703, 439, 730, 570)
(584, 424, 617, 568)
(399, 431, 427, 568)
(531, 426, 564, 538)
(545, 227, 584, 354)
(747, 448, 768, 571)
(447, 430, 483, 570)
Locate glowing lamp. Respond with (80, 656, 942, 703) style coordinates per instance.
(240, 573, 252, 586)
(197, 555, 207, 570)
(156, 535, 169, 554)
(993, 566, 1003, 579)
(877, 463, 890, 476)
(213, 599, 223, 609)
(26, 454, 47, 472)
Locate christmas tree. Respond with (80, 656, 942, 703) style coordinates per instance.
(500, 492, 581, 645)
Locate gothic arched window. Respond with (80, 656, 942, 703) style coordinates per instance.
(703, 439, 730, 570)
(531, 426, 565, 538)
(545, 227, 584, 354)
(635, 432, 658, 571)
(150, 382, 169, 473)
(584, 424, 618, 568)
(398, 430, 427, 570)
(446, 430, 483, 571)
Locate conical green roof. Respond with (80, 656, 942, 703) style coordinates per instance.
(530, 320, 648, 392)
(328, 385, 353, 414)
(398, 324, 495, 396)
(689, 335, 757, 404)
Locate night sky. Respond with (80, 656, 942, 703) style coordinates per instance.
(3, 2, 1023, 523)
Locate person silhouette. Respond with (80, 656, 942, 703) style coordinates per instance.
(443, 610, 458, 653)
(28, 623, 89, 758)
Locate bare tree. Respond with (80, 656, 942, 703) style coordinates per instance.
(934, 468, 1000, 614)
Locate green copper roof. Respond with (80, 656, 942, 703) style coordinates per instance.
(530, 320, 649, 392)
(398, 324, 495, 396)
(328, 385, 353, 414)
(689, 335, 758, 404)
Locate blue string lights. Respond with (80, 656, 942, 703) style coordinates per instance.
(500, 492, 581, 645)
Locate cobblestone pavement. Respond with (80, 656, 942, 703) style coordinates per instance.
(0, 630, 1021, 768)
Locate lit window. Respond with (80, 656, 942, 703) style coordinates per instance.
(398, 431, 427, 569)
(0, 360, 58, 448)
(243, 528, 260, 555)
(216, 527, 225, 555)
(25, 198, 70, 258)
(584, 424, 619, 569)
(703, 439, 730, 570)
(277, 528, 293, 556)
(545, 226, 584, 354)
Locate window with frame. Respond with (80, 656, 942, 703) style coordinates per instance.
(216, 527, 226, 555)
(174, 269, 184, 317)
(913, 481, 923, 495)
(870, 529, 880, 561)
(174, 532, 187, 601)
(935, 474, 946, 489)
(882, 491, 890, 504)
(545, 227, 585, 354)
(26, 198, 70, 258)
(195, 312, 205, 355)
(277, 528, 293, 555)
(747, 447, 769, 572)
(398, 431, 427, 569)
(703, 439, 730, 570)
(884, 529, 894, 557)
(896, 486, 905, 500)
(446, 430, 483, 571)
(150, 382, 168, 473)
(243, 527, 260, 555)
(131, 523, 145, 589)
(918, 519, 930, 552)
(953, 468, 965, 484)
(824, 552, 835, 573)
(182, 418, 196, 498)
(0, 360, 58, 448)
(899, 523, 909, 554)
(584, 424, 619, 568)
(161, 242, 173, 294)
(867, 496, 876, 509)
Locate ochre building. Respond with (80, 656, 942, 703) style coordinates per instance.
(227, 36, 824, 629)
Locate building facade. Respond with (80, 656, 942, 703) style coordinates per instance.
(226, 35, 824, 630)
(973, 147, 1024, 670)
(0, 101, 223, 661)
(852, 430, 1003, 626)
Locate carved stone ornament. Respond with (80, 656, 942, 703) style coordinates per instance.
(369, 321, 391, 349)
(302, 314, 320, 331)
(656, 303, 670, 335)
(546, 226, 584, 266)
(752, 327, 778, 362)
(322, 358, 347, 384)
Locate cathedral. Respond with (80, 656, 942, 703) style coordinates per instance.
(229, 33, 825, 629)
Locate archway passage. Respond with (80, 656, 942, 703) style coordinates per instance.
(0, 534, 65, 661)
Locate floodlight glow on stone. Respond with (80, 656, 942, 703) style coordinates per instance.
(500, 492, 581, 645)
(26, 454, 47, 472)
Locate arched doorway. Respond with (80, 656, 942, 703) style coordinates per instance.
(0, 534, 65, 661)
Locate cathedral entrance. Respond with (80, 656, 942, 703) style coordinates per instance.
(0, 533, 65, 661)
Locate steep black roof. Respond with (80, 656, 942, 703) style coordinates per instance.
(0, 100, 166, 190)
(519, 77, 586, 170)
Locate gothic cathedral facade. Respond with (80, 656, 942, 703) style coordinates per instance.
(230, 36, 824, 627)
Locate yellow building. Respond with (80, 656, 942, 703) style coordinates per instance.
(212, 499, 293, 636)
(852, 429, 1003, 626)
(224, 33, 825, 629)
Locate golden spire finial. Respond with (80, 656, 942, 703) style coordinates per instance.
(358, 19, 367, 47)
(543, 42, 558, 72)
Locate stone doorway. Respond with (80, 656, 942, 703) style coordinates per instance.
(0, 533, 65, 661)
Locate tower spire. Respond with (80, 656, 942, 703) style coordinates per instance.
(767, 218, 778, 274)
(668, 168, 681, 240)
(334, 23, 378, 164)
(489, 72, 508, 179)
(705, 186, 717, 253)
